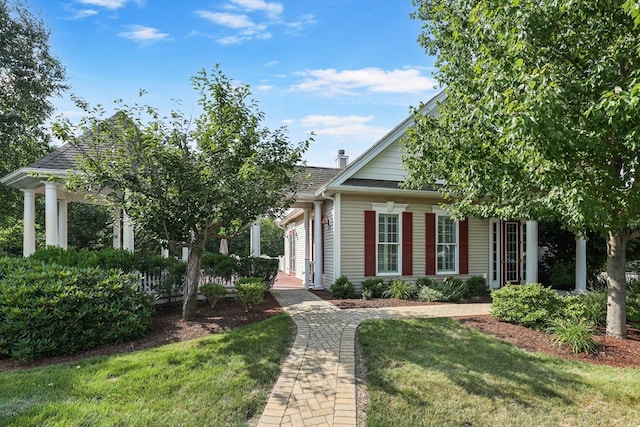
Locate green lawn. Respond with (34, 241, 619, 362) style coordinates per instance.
(358, 318, 640, 427)
(0, 314, 293, 427)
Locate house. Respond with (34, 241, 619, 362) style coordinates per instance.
(282, 91, 589, 292)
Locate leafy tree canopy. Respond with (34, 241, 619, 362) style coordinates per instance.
(55, 67, 308, 319)
(405, 0, 640, 338)
(0, 0, 67, 217)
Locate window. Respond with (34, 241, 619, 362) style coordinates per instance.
(378, 213, 399, 273)
(369, 202, 408, 275)
(437, 214, 457, 273)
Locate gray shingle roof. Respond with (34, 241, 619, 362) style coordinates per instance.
(295, 166, 342, 197)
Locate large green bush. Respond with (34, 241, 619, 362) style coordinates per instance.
(0, 261, 154, 362)
(237, 257, 278, 290)
(466, 276, 490, 297)
(330, 275, 355, 299)
(490, 283, 563, 330)
(201, 252, 238, 285)
(562, 291, 607, 327)
(235, 278, 265, 311)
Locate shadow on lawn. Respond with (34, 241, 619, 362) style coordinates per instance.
(358, 317, 583, 408)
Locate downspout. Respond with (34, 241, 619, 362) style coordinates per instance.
(322, 192, 340, 283)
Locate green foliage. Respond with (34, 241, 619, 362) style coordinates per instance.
(418, 286, 445, 302)
(330, 275, 355, 299)
(562, 291, 607, 327)
(491, 284, 563, 330)
(200, 283, 228, 308)
(235, 279, 265, 311)
(416, 277, 438, 289)
(361, 278, 386, 298)
(627, 279, 640, 323)
(549, 262, 575, 291)
(0, 0, 67, 221)
(0, 259, 154, 362)
(547, 316, 598, 355)
(406, 0, 640, 337)
(201, 252, 238, 285)
(465, 276, 490, 297)
(237, 257, 278, 290)
(435, 277, 468, 302)
(361, 288, 374, 300)
(56, 66, 309, 319)
(382, 278, 413, 300)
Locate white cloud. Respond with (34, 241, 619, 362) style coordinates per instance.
(298, 114, 389, 141)
(66, 9, 99, 19)
(292, 67, 437, 95)
(196, 2, 315, 45)
(118, 25, 170, 44)
(75, 0, 128, 9)
(230, 0, 283, 19)
(257, 84, 274, 91)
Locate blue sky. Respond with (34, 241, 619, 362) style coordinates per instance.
(29, 0, 439, 167)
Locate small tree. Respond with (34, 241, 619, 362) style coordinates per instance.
(57, 66, 308, 319)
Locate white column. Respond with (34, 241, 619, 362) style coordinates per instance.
(57, 200, 68, 249)
(575, 236, 587, 292)
(250, 221, 261, 257)
(313, 201, 324, 290)
(333, 193, 341, 281)
(525, 220, 538, 283)
(304, 208, 311, 290)
(22, 189, 36, 257)
(122, 210, 134, 252)
(113, 208, 122, 249)
(182, 246, 189, 262)
(44, 182, 59, 247)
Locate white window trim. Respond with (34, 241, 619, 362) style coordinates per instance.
(371, 202, 408, 276)
(432, 206, 459, 275)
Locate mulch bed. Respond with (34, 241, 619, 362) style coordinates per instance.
(2, 291, 639, 372)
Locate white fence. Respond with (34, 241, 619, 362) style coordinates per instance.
(137, 269, 238, 304)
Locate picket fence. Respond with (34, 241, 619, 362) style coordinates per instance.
(137, 269, 238, 304)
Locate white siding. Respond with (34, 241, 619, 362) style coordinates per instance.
(352, 139, 408, 181)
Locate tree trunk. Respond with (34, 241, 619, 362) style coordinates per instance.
(605, 230, 629, 339)
(182, 240, 205, 320)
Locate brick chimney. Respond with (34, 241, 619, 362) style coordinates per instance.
(335, 149, 348, 169)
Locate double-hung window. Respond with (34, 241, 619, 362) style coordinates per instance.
(434, 209, 458, 274)
(371, 202, 408, 275)
(377, 213, 399, 273)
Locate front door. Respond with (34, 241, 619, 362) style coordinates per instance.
(502, 221, 521, 284)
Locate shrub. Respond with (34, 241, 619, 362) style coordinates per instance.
(361, 288, 374, 300)
(627, 279, 640, 324)
(466, 276, 490, 297)
(416, 277, 438, 289)
(547, 316, 598, 355)
(434, 277, 468, 302)
(200, 283, 228, 308)
(201, 252, 238, 286)
(418, 286, 444, 302)
(490, 283, 563, 330)
(382, 278, 412, 300)
(235, 279, 265, 311)
(330, 275, 355, 299)
(361, 278, 386, 298)
(562, 291, 607, 327)
(549, 262, 575, 290)
(0, 262, 154, 362)
(237, 257, 278, 290)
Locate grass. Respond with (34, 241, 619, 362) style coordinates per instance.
(0, 314, 293, 427)
(358, 318, 640, 427)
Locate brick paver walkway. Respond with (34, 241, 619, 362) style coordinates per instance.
(257, 290, 491, 427)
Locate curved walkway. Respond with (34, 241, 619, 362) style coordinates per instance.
(257, 290, 491, 427)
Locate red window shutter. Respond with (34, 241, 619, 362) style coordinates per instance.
(459, 219, 469, 275)
(364, 210, 376, 276)
(402, 212, 413, 276)
(425, 213, 436, 275)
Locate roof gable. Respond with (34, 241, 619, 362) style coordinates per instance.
(325, 90, 446, 191)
